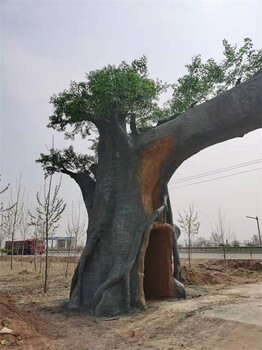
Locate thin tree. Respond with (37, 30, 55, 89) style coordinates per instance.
(178, 203, 200, 266)
(29, 201, 45, 272)
(0, 175, 16, 248)
(0, 175, 16, 213)
(1, 176, 24, 269)
(19, 207, 31, 266)
(193, 236, 211, 247)
(0, 214, 4, 249)
(249, 234, 260, 246)
(10, 176, 24, 269)
(29, 175, 66, 292)
(210, 207, 233, 260)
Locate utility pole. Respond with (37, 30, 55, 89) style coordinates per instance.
(246, 216, 262, 246)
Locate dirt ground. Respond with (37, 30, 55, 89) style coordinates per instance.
(0, 255, 261, 350)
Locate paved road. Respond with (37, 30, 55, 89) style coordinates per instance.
(203, 283, 262, 326)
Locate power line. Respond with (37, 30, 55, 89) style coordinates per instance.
(64, 201, 84, 211)
(169, 159, 262, 185)
(169, 167, 262, 190)
(62, 159, 262, 205)
(66, 201, 82, 207)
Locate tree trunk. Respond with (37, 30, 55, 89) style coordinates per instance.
(188, 234, 191, 268)
(69, 131, 149, 315)
(68, 73, 262, 316)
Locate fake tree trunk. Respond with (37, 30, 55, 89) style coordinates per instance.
(68, 73, 261, 316)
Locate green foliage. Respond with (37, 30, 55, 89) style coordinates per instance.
(48, 56, 167, 138)
(169, 38, 261, 115)
(36, 146, 95, 175)
(39, 39, 261, 175)
(49, 82, 94, 139)
(0, 248, 9, 254)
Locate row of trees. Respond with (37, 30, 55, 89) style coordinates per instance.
(177, 203, 260, 264)
(0, 173, 86, 291)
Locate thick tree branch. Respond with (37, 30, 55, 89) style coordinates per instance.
(156, 115, 177, 126)
(86, 113, 103, 130)
(136, 73, 262, 182)
(61, 168, 96, 214)
(90, 163, 98, 178)
(74, 171, 96, 213)
(60, 167, 77, 179)
(107, 113, 132, 158)
(130, 113, 140, 135)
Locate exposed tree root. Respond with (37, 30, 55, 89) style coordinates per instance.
(68, 228, 102, 308)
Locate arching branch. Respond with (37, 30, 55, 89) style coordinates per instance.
(60, 167, 77, 179)
(136, 72, 262, 182)
(130, 113, 140, 135)
(74, 171, 96, 213)
(105, 113, 132, 158)
(61, 167, 96, 214)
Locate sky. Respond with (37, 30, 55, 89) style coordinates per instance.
(1, 0, 262, 244)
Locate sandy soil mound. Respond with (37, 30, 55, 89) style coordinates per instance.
(212, 259, 262, 271)
(0, 293, 44, 348)
(180, 259, 261, 286)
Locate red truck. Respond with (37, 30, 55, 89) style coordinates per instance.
(5, 239, 45, 255)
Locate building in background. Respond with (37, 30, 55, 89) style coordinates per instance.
(48, 236, 76, 250)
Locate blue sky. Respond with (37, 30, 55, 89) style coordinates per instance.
(1, 0, 261, 243)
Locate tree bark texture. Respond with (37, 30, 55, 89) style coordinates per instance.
(68, 73, 262, 316)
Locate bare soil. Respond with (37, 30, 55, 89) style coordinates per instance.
(0, 255, 261, 349)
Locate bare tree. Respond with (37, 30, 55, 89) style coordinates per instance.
(65, 202, 86, 278)
(19, 205, 31, 266)
(210, 207, 234, 260)
(245, 234, 260, 246)
(1, 176, 24, 269)
(0, 215, 4, 249)
(178, 203, 200, 266)
(29, 201, 45, 272)
(29, 175, 66, 292)
(0, 175, 16, 248)
(192, 236, 211, 247)
(0, 213, 9, 250)
(0, 175, 16, 213)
